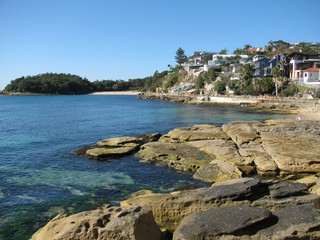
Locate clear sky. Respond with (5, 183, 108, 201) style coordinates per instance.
(0, 0, 319, 90)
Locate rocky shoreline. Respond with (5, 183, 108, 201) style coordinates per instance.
(31, 119, 320, 239)
(137, 92, 320, 120)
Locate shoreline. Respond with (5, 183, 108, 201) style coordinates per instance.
(89, 91, 141, 95)
(138, 92, 320, 121)
(0, 91, 141, 96)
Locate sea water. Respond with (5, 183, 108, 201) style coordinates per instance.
(0, 95, 292, 239)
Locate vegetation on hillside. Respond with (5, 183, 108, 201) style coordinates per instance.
(3, 42, 320, 96)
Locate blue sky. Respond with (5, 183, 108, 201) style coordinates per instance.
(0, 0, 319, 90)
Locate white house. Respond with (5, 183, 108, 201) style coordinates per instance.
(302, 68, 320, 85)
(205, 54, 249, 71)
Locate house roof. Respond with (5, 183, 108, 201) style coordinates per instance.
(303, 68, 320, 72)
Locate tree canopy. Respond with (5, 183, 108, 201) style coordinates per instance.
(175, 47, 187, 66)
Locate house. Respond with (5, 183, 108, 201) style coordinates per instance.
(269, 54, 290, 77)
(302, 68, 320, 85)
(289, 52, 320, 83)
(221, 63, 243, 80)
(246, 47, 266, 53)
(205, 54, 249, 70)
(184, 51, 218, 76)
(253, 55, 271, 79)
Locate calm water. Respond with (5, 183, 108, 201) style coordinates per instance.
(0, 95, 292, 239)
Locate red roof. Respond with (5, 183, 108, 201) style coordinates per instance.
(246, 48, 257, 52)
(303, 68, 320, 72)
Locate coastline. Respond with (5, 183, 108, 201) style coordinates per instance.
(137, 92, 320, 121)
(89, 91, 141, 95)
(0, 91, 141, 96)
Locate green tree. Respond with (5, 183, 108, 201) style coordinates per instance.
(272, 66, 282, 97)
(175, 47, 187, 66)
(214, 81, 226, 94)
(219, 48, 228, 54)
(244, 44, 252, 50)
(240, 63, 254, 82)
(254, 78, 275, 95)
(240, 63, 254, 95)
(280, 84, 298, 97)
(233, 48, 243, 55)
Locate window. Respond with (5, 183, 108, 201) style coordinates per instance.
(305, 73, 307, 77)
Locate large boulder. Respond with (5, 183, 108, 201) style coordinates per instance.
(30, 206, 163, 240)
(122, 178, 262, 230)
(173, 206, 273, 240)
(257, 205, 320, 239)
(122, 178, 320, 231)
(268, 181, 308, 198)
(173, 205, 320, 240)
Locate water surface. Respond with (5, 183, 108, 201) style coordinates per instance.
(0, 95, 292, 239)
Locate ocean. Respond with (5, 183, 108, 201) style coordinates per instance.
(0, 95, 291, 239)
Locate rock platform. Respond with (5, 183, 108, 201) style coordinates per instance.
(36, 119, 320, 239)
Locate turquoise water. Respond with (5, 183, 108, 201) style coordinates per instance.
(0, 95, 291, 239)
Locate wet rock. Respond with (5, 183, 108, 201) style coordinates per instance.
(75, 134, 160, 160)
(173, 206, 273, 240)
(86, 145, 139, 159)
(30, 206, 163, 240)
(137, 132, 162, 143)
(96, 136, 141, 147)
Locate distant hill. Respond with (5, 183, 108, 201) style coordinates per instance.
(4, 73, 93, 95)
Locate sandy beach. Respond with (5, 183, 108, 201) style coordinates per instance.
(295, 107, 320, 121)
(89, 91, 141, 95)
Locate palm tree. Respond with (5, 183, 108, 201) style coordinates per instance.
(272, 67, 281, 97)
(244, 44, 252, 50)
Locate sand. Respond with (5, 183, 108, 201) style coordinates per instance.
(296, 107, 320, 121)
(89, 91, 141, 95)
